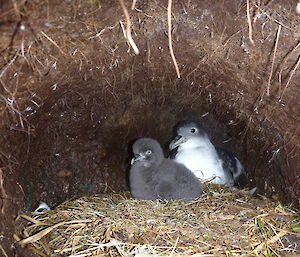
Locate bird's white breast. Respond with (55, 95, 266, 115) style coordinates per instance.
(174, 138, 228, 184)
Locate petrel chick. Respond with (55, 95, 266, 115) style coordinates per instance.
(169, 120, 249, 187)
(130, 137, 203, 201)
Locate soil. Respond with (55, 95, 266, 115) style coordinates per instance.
(0, 0, 299, 256)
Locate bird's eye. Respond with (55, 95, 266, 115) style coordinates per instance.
(190, 128, 196, 133)
(146, 150, 152, 155)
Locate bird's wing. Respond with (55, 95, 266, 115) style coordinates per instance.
(215, 147, 248, 187)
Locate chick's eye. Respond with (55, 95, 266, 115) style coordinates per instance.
(146, 150, 152, 155)
(190, 128, 196, 133)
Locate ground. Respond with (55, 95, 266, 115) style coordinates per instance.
(14, 188, 300, 256)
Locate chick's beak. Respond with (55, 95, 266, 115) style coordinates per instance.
(169, 135, 187, 150)
(131, 153, 145, 164)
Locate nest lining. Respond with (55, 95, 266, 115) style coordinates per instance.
(15, 185, 300, 257)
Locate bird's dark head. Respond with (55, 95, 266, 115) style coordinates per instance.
(169, 120, 208, 150)
(131, 138, 164, 167)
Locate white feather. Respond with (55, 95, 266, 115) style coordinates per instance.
(296, 2, 300, 14)
(174, 137, 230, 184)
(33, 201, 51, 214)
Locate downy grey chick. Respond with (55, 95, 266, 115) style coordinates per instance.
(130, 137, 203, 201)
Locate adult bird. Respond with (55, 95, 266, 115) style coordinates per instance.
(129, 137, 203, 201)
(169, 120, 249, 187)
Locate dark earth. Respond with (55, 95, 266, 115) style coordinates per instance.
(0, 0, 299, 256)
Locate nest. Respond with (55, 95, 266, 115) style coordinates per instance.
(15, 185, 300, 257)
(0, 1, 299, 256)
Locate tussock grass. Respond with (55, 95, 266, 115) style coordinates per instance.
(15, 185, 300, 256)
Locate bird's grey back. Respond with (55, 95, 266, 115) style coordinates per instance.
(216, 147, 248, 187)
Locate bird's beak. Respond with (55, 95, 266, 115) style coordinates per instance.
(169, 135, 187, 150)
(131, 153, 145, 164)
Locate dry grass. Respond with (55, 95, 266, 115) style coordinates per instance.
(15, 185, 300, 257)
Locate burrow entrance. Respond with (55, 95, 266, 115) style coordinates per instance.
(0, 0, 299, 255)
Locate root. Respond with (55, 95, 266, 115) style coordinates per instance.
(40, 31, 67, 56)
(281, 55, 300, 98)
(118, 0, 140, 55)
(167, 0, 181, 78)
(267, 25, 281, 96)
(0, 168, 8, 215)
(246, 0, 255, 46)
